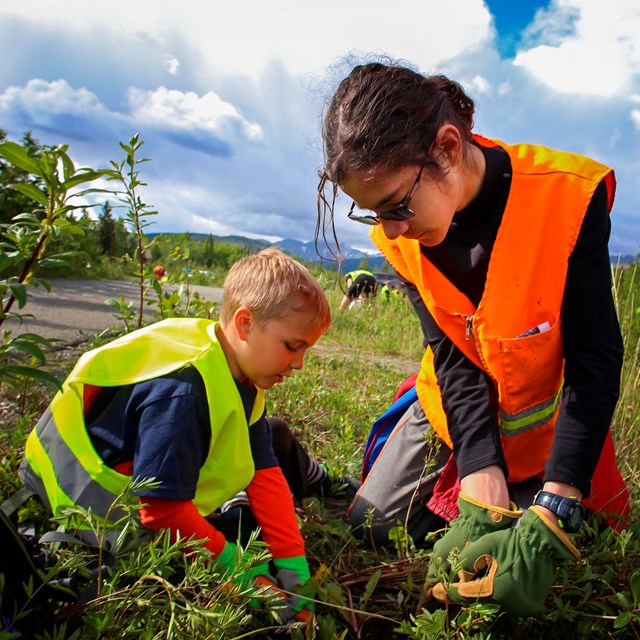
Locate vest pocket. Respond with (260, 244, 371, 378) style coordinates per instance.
(495, 317, 563, 419)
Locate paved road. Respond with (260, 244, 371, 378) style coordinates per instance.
(4, 279, 223, 343)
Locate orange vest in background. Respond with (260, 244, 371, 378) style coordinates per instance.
(372, 135, 616, 483)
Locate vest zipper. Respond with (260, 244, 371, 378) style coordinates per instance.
(464, 314, 474, 341)
(463, 313, 493, 375)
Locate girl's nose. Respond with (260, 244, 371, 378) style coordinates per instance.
(380, 219, 410, 240)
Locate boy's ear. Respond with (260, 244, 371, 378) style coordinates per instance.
(233, 307, 253, 341)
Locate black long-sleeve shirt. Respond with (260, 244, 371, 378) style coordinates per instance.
(403, 144, 623, 496)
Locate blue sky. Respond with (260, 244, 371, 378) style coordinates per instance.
(1, 0, 639, 256)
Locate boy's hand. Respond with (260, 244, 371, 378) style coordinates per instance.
(272, 555, 315, 613)
(254, 573, 314, 624)
(216, 541, 270, 587)
(431, 506, 580, 616)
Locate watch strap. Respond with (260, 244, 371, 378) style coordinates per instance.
(533, 491, 584, 532)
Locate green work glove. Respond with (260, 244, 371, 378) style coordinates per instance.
(431, 506, 580, 616)
(272, 555, 315, 614)
(215, 541, 270, 588)
(424, 492, 522, 597)
(253, 570, 315, 625)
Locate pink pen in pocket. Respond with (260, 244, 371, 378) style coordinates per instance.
(516, 321, 551, 338)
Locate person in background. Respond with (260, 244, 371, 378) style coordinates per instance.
(378, 282, 392, 303)
(392, 283, 406, 303)
(20, 247, 332, 625)
(340, 268, 377, 310)
(316, 58, 630, 616)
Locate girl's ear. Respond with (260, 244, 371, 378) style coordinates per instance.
(434, 123, 463, 168)
(233, 307, 253, 341)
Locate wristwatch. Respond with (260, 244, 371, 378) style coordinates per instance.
(533, 490, 585, 533)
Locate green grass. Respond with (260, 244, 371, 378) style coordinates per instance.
(1, 274, 639, 639)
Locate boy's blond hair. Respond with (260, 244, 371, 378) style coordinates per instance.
(220, 247, 331, 330)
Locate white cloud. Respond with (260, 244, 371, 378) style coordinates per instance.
(497, 81, 511, 97)
(514, 0, 640, 96)
(2, 0, 493, 78)
(0, 78, 107, 119)
(467, 75, 491, 95)
(128, 87, 263, 141)
(164, 56, 180, 76)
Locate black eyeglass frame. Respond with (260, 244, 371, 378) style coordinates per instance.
(347, 160, 427, 226)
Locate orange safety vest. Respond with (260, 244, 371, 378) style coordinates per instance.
(372, 135, 616, 483)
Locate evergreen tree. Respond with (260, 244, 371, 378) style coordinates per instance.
(97, 201, 116, 257)
(358, 255, 370, 271)
(203, 234, 215, 268)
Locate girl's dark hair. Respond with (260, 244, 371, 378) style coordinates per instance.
(315, 60, 476, 257)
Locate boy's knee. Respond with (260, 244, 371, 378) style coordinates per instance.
(267, 417, 290, 438)
(267, 417, 294, 457)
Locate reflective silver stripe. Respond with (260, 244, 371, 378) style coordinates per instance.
(499, 387, 563, 436)
(34, 407, 126, 520)
(18, 459, 52, 513)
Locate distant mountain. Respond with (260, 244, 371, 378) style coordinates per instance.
(273, 238, 367, 262)
(146, 232, 637, 270)
(147, 232, 270, 252)
(271, 238, 390, 272)
(611, 253, 637, 264)
(148, 232, 389, 269)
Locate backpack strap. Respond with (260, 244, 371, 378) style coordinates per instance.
(361, 385, 419, 481)
(39, 530, 117, 570)
(1, 486, 35, 517)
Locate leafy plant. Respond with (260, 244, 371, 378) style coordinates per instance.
(104, 134, 157, 330)
(0, 139, 108, 391)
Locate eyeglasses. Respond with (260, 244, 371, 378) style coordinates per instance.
(347, 160, 426, 226)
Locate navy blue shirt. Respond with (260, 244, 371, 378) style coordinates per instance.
(86, 365, 278, 499)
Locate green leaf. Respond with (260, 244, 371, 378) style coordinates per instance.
(11, 183, 49, 206)
(6, 338, 47, 363)
(60, 151, 75, 181)
(614, 612, 630, 629)
(0, 364, 62, 391)
(10, 212, 43, 225)
(62, 169, 108, 190)
(360, 569, 381, 607)
(630, 569, 640, 607)
(0, 253, 16, 275)
(37, 257, 73, 269)
(11, 332, 58, 345)
(8, 283, 27, 308)
(50, 221, 85, 236)
(29, 278, 52, 293)
(0, 141, 43, 176)
(613, 591, 632, 610)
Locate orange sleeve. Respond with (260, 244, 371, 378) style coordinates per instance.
(139, 497, 226, 558)
(83, 384, 103, 416)
(246, 466, 305, 559)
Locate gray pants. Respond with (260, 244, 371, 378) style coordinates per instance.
(347, 399, 543, 548)
(347, 399, 451, 547)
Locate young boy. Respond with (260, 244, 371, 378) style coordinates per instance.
(19, 247, 331, 620)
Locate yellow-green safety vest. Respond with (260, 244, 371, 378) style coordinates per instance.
(345, 270, 374, 281)
(20, 318, 265, 520)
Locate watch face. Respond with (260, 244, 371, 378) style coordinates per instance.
(566, 502, 585, 532)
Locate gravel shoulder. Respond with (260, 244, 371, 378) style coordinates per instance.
(4, 279, 223, 343)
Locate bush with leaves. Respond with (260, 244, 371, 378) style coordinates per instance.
(0, 138, 108, 392)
